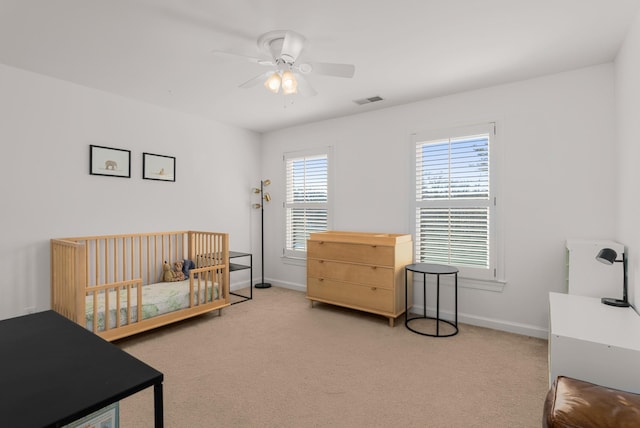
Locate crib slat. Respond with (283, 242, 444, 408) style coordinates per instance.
(138, 236, 142, 286)
(161, 235, 166, 272)
(104, 283, 110, 332)
(92, 291, 98, 333)
(112, 238, 117, 284)
(125, 237, 128, 281)
(137, 282, 143, 323)
(189, 275, 194, 307)
(127, 285, 132, 326)
(95, 239, 99, 288)
(115, 286, 121, 329)
(104, 239, 109, 284)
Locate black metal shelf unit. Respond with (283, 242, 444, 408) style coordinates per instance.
(229, 251, 252, 304)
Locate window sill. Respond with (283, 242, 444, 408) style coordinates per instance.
(458, 277, 506, 292)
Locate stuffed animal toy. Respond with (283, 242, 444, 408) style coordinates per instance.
(162, 261, 186, 282)
(173, 261, 186, 281)
(162, 261, 174, 282)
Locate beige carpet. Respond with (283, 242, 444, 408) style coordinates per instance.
(116, 286, 549, 427)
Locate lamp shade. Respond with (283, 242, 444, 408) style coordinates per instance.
(281, 70, 297, 95)
(264, 72, 281, 93)
(596, 248, 618, 265)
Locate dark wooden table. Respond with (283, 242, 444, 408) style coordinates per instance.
(0, 310, 163, 427)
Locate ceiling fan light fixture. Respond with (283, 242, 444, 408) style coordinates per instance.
(281, 70, 297, 95)
(226, 30, 354, 97)
(264, 72, 281, 93)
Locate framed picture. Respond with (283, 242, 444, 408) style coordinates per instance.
(63, 402, 119, 428)
(90, 145, 131, 178)
(143, 152, 176, 182)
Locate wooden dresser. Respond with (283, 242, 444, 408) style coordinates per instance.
(306, 231, 413, 326)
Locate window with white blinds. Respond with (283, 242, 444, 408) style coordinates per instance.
(413, 123, 498, 281)
(284, 148, 331, 257)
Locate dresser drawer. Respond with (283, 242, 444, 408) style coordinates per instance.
(307, 259, 394, 289)
(307, 241, 394, 266)
(307, 277, 393, 313)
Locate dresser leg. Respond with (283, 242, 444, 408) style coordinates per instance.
(388, 317, 395, 327)
(309, 300, 314, 308)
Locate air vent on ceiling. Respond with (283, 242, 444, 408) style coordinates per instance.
(353, 95, 384, 105)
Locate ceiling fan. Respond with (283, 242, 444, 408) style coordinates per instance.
(213, 30, 355, 96)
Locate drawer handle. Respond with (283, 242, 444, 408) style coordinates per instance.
(371, 287, 377, 291)
(371, 245, 377, 248)
(371, 266, 377, 270)
(319, 260, 324, 263)
(318, 278, 324, 282)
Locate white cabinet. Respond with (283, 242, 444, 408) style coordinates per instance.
(565, 239, 624, 298)
(548, 292, 640, 393)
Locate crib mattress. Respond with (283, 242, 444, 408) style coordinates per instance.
(86, 279, 219, 332)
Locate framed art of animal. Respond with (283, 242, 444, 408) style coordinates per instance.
(89, 144, 131, 178)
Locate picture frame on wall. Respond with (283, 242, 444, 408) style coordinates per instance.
(143, 152, 176, 182)
(89, 145, 131, 178)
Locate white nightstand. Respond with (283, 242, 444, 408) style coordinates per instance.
(548, 292, 640, 393)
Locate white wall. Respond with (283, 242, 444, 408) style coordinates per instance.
(616, 10, 640, 309)
(261, 64, 618, 337)
(0, 63, 262, 320)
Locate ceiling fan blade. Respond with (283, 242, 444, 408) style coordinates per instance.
(280, 31, 306, 62)
(304, 62, 355, 78)
(294, 73, 317, 97)
(239, 71, 272, 88)
(212, 50, 274, 66)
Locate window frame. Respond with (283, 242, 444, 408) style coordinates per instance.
(411, 122, 503, 285)
(282, 146, 333, 260)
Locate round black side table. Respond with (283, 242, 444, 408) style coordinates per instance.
(405, 263, 459, 337)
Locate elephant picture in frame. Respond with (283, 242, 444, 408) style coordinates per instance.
(90, 145, 131, 178)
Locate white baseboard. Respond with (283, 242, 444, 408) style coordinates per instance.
(262, 280, 548, 339)
(233, 278, 306, 293)
(410, 304, 548, 339)
(230, 279, 251, 292)
(266, 279, 306, 293)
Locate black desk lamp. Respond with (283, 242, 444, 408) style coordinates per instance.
(595, 248, 630, 307)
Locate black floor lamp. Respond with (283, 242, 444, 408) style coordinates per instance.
(253, 179, 271, 289)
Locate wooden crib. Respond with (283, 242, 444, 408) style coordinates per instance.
(51, 230, 229, 341)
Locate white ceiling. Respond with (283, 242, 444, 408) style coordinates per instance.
(1, 0, 639, 133)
